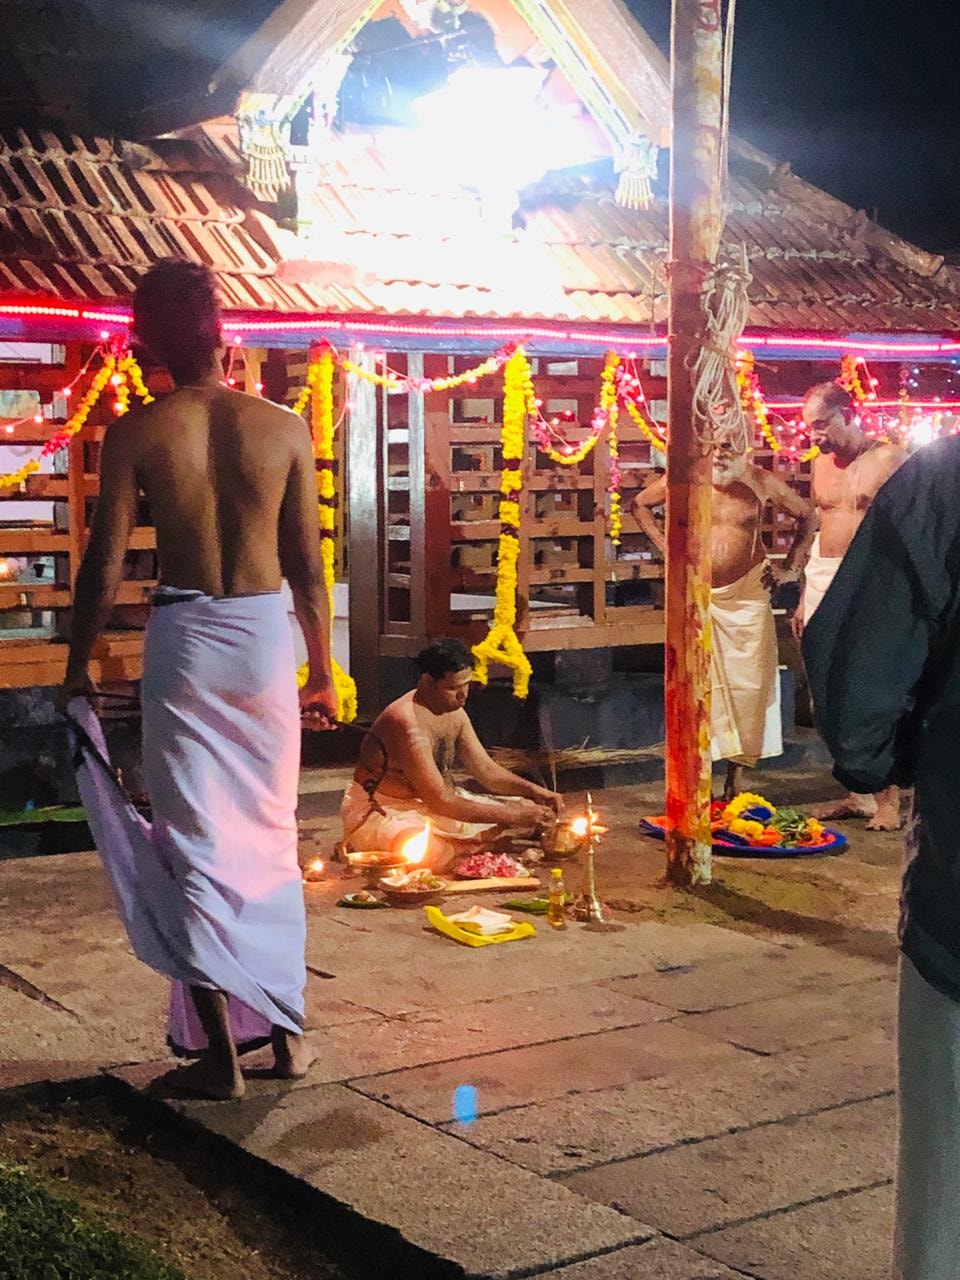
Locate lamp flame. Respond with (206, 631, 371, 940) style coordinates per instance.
(570, 816, 590, 838)
(401, 823, 430, 865)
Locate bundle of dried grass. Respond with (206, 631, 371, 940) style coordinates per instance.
(489, 743, 665, 773)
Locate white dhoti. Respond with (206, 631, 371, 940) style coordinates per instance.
(802, 534, 844, 624)
(710, 561, 782, 766)
(71, 591, 305, 1055)
(341, 781, 498, 870)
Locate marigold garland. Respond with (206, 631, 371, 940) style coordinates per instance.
(737, 350, 819, 464)
(839, 354, 869, 403)
(472, 345, 533, 699)
(600, 352, 623, 546)
(0, 352, 118, 491)
(342, 349, 508, 394)
(620, 393, 667, 453)
(296, 343, 358, 723)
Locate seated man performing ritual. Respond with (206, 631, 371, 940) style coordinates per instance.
(633, 442, 815, 800)
(60, 259, 338, 1100)
(796, 381, 907, 830)
(341, 639, 558, 869)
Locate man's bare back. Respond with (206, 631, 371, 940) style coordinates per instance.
(121, 387, 307, 596)
(356, 691, 462, 801)
(812, 443, 906, 559)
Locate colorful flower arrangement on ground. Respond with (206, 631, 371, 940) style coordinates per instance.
(714, 792, 826, 848)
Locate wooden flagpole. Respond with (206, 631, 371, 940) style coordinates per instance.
(664, 0, 725, 886)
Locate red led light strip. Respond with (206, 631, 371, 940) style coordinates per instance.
(2, 300, 960, 357)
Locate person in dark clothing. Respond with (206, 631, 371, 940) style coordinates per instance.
(802, 435, 960, 1280)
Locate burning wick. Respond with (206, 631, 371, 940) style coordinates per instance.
(570, 816, 590, 838)
(303, 856, 326, 882)
(400, 823, 431, 866)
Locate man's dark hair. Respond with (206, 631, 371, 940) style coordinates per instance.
(133, 259, 222, 385)
(415, 638, 474, 680)
(804, 381, 854, 419)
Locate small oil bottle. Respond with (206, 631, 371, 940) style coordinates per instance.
(547, 867, 567, 930)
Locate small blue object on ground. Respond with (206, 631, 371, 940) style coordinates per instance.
(453, 1084, 479, 1125)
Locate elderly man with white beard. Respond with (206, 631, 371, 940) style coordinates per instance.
(633, 441, 816, 799)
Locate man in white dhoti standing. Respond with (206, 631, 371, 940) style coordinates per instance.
(633, 442, 815, 799)
(794, 381, 907, 829)
(58, 259, 337, 1099)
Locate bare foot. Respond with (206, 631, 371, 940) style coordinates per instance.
(162, 1055, 245, 1101)
(812, 795, 877, 822)
(270, 1028, 317, 1080)
(867, 801, 903, 832)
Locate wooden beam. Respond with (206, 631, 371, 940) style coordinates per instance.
(346, 347, 381, 716)
(663, 0, 722, 887)
(422, 356, 452, 636)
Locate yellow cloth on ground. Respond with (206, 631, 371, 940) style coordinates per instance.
(802, 533, 844, 624)
(710, 560, 783, 766)
(424, 906, 536, 947)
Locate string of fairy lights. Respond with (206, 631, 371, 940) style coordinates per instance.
(4, 337, 960, 498)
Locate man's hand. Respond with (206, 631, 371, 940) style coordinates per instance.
(528, 784, 561, 812)
(502, 797, 554, 828)
(56, 669, 96, 716)
(762, 561, 801, 592)
(300, 674, 338, 731)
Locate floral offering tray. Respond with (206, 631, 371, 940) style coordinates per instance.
(640, 792, 848, 858)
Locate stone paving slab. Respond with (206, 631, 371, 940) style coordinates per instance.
(351, 1022, 750, 1124)
(401, 982, 671, 1046)
(675, 978, 896, 1055)
(606, 943, 894, 1014)
(0, 964, 166, 1064)
(315, 920, 780, 1018)
(0, 1059, 103, 1089)
(540, 1238, 742, 1278)
(694, 1183, 894, 1280)
(169, 1081, 653, 1279)
(445, 1028, 895, 1175)
(563, 1095, 896, 1238)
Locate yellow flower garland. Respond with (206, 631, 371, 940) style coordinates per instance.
(839, 354, 868, 403)
(737, 350, 819, 464)
(722, 791, 773, 823)
(342, 351, 504, 393)
(296, 344, 358, 723)
(621, 395, 667, 453)
(0, 352, 118, 491)
(601, 352, 623, 546)
(472, 346, 533, 699)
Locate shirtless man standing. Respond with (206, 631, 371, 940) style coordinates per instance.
(796, 382, 907, 830)
(341, 638, 557, 869)
(59, 258, 336, 1098)
(634, 441, 816, 799)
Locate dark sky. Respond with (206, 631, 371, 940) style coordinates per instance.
(626, 0, 960, 253)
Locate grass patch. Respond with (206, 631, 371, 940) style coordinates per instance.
(0, 806, 87, 828)
(0, 1089, 349, 1280)
(0, 1159, 184, 1279)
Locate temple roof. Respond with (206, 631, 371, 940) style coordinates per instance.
(1, 123, 958, 332)
(1, 1, 958, 335)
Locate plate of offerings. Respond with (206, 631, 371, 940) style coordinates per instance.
(451, 852, 541, 892)
(379, 867, 448, 906)
(347, 850, 408, 885)
(640, 792, 848, 858)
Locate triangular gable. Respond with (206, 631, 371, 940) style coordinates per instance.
(214, 0, 669, 206)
